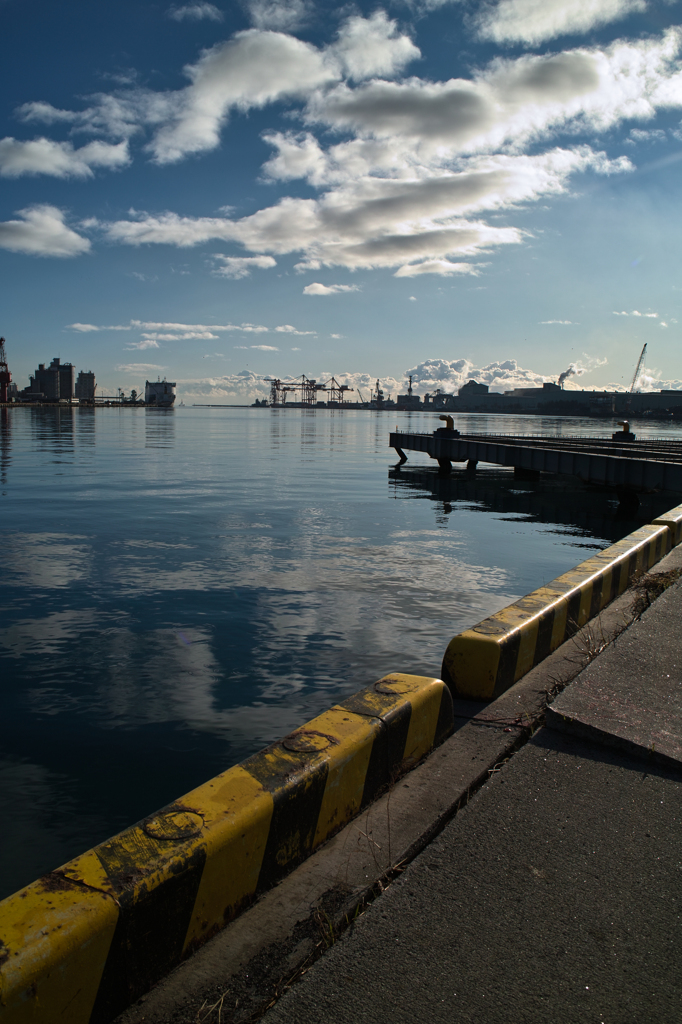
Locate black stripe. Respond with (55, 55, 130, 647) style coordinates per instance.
(564, 589, 582, 640)
(606, 565, 619, 604)
(245, 746, 329, 891)
(493, 632, 521, 698)
(589, 575, 603, 619)
(626, 551, 638, 584)
(616, 557, 630, 593)
(361, 701, 412, 807)
(534, 607, 557, 665)
(90, 836, 206, 1024)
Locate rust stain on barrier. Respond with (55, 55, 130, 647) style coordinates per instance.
(282, 730, 339, 753)
(143, 810, 204, 841)
(38, 870, 81, 894)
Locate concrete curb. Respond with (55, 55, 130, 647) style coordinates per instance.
(0, 674, 453, 1024)
(442, 521, 675, 700)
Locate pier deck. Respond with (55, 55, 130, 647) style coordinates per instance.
(389, 430, 682, 492)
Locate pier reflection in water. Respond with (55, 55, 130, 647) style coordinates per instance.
(388, 464, 667, 542)
(0, 406, 680, 900)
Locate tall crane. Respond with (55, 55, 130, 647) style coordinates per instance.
(629, 343, 647, 394)
(624, 342, 647, 416)
(0, 337, 11, 403)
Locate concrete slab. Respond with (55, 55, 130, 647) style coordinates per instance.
(547, 577, 682, 770)
(261, 730, 682, 1024)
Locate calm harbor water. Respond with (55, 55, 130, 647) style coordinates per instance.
(1, 405, 680, 899)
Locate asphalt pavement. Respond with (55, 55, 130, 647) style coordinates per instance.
(261, 580, 682, 1024)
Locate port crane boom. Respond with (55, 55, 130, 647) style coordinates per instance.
(629, 343, 647, 393)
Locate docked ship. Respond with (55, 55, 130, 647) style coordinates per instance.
(145, 378, 176, 407)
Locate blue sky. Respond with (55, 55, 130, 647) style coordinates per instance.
(2, 0, 682, 399)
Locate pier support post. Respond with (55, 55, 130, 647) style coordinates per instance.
(466, 459, 478, 474)
(393, 447, 407, 464)
(437, 458, 452, 474)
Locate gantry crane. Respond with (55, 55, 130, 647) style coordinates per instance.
(264, 374, 354, 406)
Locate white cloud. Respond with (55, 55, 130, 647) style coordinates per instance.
(394, 260, 480, 277)
(405, 357, 550, 393)
(167, 3, 223, 22)
(147, 30, 336, 164)
(104, 143, 628, 273)
(211, 254, 277, 277)
(613, 309, 659, 317)
(307, 31, 682, 160)
(142, 331, 219, 340)
(476, 0, 646, 47)
(67, 319, 274, 336)
(331, 12, 420, 82)
(115, 363, 166, 373)
(303, 283, 360, 295)
(0, 138, 129, 178)
(67, 322, 133, 331)
(126, 339, 161, 349)
(274, 324, 316, 334)
(250, 344, 279, 350)
(540, 319, 575, 323)
(245, 0, 311, 32)
(0, 205, 90, 257)
(628, 127, 667, 143)
(17, 22, 682, 283)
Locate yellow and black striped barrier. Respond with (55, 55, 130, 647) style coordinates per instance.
(0, 673, 452, 1024)
(442, 522, 672, 701)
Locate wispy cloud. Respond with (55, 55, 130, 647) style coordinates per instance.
(167, 3, 223, 22)
(0, 138, 129, 179)
(394, 261, 480, 277)
(540, 319, 576, 324)
(613, 310, 659, 317)
(211, 254, 276, 278)
(234, 344, 279, 350)
(274, 324, 316, 334)
(125, 339, 161, 349)
(115, 363, 166, 373)
(303, 283, 360, 295)
(475, 0, 646, 47)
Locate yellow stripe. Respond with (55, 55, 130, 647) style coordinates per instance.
(400, 676, 444, 767)
(312, 709, 379, 849)
(577, 582, 593, 626)
(182, 766, 273, 953)
(0, 851, 118, 1024)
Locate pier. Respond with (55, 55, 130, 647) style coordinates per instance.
(390, 428, 682, 493)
